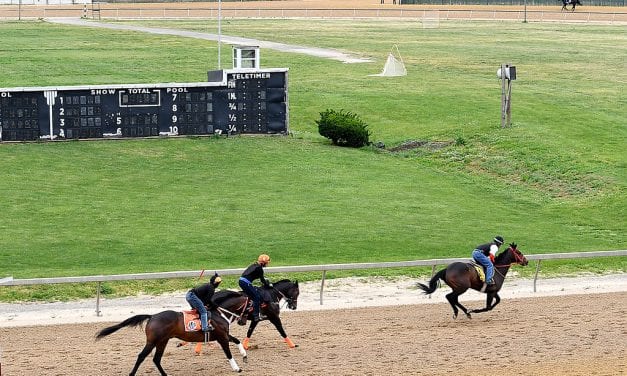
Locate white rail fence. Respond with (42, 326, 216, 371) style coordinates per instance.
(1, 7, 626, 24)
(1, 250, 625, 315)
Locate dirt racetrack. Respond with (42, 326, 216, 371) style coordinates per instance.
(1, 0, 626, 23)
(1, 292, 625, 375)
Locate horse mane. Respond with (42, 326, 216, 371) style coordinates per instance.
(273, 279, 292, 285)
(213, 289, 244, 304)
(495, 242, 517, 263)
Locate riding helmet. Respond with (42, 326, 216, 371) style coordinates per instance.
(210, 272, 222, 286)
(494, 236, 504, 246)
(258, 254, 271, 265)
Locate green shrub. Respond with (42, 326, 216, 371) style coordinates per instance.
(316, 109, 370, 147)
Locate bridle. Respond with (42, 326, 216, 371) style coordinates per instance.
(271, 285, 298, 310)
(494, 247, 526, 268)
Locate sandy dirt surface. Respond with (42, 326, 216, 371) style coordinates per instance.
(1, 0, 625, 22)
(1, 275, 626, 375)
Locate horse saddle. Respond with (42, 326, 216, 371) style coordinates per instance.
(243, 289, 272, 313)
(469, 262, 486, 283)
(182, 310, 202, 332)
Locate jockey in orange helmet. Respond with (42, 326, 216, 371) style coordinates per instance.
(239, 254, 272, 322)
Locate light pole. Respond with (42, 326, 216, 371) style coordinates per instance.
(218, 0, 222, 69)
(523, 0, 528, 23)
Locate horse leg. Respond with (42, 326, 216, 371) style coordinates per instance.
(129, 343, 155, 376)
(194, 342, 203, 355)
(470, 293, 501, 314)
(242, 320, 260, 350)
(175, 341, 203, 355)
(445, 292, 459, 318)
(268, 315, 297, 348)
(217, 336, 241, 372)
(152, 340, 170, 376)
(229, 334, 248, 362)
(488, 293, 501, 311)
(454, 299, 472, 319)
(445, 292, 471, 319)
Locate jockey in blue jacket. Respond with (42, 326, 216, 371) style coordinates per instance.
(239, 254, 272, 322)
(186, 272, 222, 333)
(472, 236, 504, 285)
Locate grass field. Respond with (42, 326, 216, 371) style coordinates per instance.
(0, 19, 625, 301)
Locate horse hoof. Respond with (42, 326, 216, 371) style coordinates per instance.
(243, 356, 248, 363)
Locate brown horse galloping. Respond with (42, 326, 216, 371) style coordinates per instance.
(221, 279, 299, 349)
(177, 279, 300, 354)
(186, 279, 299, 352)
(561, 0, 582, 11)
(96, 308, 247, 375)
(417, 243, 528, 319)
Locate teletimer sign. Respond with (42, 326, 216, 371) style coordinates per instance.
(0, 69, 288, 142)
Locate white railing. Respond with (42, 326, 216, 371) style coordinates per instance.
(0, 7, 626, 24)
(1, 250, 625, 315)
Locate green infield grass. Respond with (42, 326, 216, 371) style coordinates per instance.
(0, 19, 624, 301)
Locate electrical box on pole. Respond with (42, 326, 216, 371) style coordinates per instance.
(497, 64, 516, 128)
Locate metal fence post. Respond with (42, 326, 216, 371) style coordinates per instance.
(96, 281, 102, 317)
(533, 259, 542, 293)
(320, 270, 327, 305)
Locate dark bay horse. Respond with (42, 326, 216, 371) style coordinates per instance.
(178, 279, 299, 352)
(96, 307, 247, 374)
(417, 243, 528, 319)
(214, 279, 299, 349)
(562, 0, 582, 11)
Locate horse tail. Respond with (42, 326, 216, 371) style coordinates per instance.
(95, 314, 152, 339)
(416, 269, 446, 295)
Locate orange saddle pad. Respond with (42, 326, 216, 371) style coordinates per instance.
(183, 310, 202, 332)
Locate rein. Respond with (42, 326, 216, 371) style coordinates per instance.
(270, 284, 297, 310)
(494, 247, 525, 268)
(494, 262, 515, 268)
(215, 295, 249, 323)
(271, 287, 292, 309)
(217, 306, 241, 325)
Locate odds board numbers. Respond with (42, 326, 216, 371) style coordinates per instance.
(0, 69, 288, 142)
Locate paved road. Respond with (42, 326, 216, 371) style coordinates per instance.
(48, 18, 372, 64)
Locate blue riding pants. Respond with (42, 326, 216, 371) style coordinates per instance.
(239, 278, 261, 318)
(186, 290, 210, 331)
(472, 250, 494, 281)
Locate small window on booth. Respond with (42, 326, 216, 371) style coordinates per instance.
(233, 45, 259, 69)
